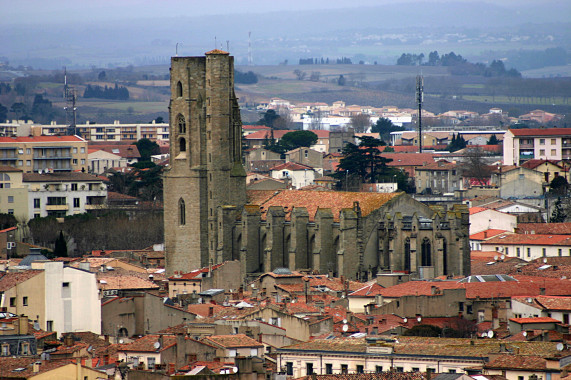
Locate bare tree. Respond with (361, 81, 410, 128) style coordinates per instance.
(293, 69, 306, 81)
(350, 113, 371, 133)
(309, 71, 321, 82)
(460, 146, 493, 186)
(273, 107, 295, 130)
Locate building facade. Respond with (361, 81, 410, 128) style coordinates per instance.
(164, 52, 471, 280)
(503, 128, 571, 166)
(0, 136, 88, 173)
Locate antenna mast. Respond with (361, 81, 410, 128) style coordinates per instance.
(416, 75, 424, 153)
(248, 31, 253, 66)
(63, 67, 77, 136)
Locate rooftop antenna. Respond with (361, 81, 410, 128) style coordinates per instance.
(416, 75, 424, 153)
(226, 40, 230, 52)
(248, 31, 253, 66)
(214, 36, 217, 49)
(63, 67, 77, 136)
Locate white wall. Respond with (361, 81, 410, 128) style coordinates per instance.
(469, 209, 517, 235)
(43, 262, 101, 334)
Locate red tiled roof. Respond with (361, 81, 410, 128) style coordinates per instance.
(270, 162, 315, 171)
(535, 295, 571, 311)
(470, 230, 509, 240)
(517, 223, 571, 235)
(382, 153, 436, 166)
(521, 159, 561, 170)
(118, 334, 177, 352)
(246, 189, 401, 222)
(202, 334, 263, 348)
(0, 270, 43, 292)
(88, 144, 141, 158)
(484, 354, 549, 370)
(509, 317, 560, 324)
(510, 128, 571, 137)
(349, 282, 385, 297)
(169, 263, 225, 280)
(98, 275, 159, 290)
(243, 125, 270, 130)
(483, 233, 571, 247)
(469, 207, 489, 215)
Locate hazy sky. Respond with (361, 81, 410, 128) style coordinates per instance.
(2, 0, 560, 24)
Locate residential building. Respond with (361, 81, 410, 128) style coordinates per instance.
(41, 120, 170, 143)
(270, 162, 317, 189)
(0, 135, 88, 173)
(415, 160, 464, 195)
(503, 128, 571, 166)
(511, 295, 571, 324)
(201, 334, 264, 363)
(284, 147, 324, 173)
(0, 166, 28, 221)
(469, 207, 517, 235)
(87, 144, 141, 173)
(0, 258, 101, 334)
(277, 336, 561, 377)
(0, 358, 106, 379)
(481, 354, 563, 380)
(480, 233, 571, 260)
(24, 172, 108, 219)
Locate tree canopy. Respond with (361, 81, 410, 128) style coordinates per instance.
(371, 117, 404, 143)
(135, 138, 160, 162)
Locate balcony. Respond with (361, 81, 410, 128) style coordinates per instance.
(46, 204, 69, 211)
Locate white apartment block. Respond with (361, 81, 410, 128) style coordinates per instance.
(41, 120, 169, 143)
(503, 128, 571, 166)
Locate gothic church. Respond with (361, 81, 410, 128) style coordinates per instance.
(164, 51, 471, 280)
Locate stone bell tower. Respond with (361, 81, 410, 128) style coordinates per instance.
(164, 50, 246, 276)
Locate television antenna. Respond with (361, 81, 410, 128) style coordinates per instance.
(415, 75, 424, 153)
(63, 67, 77, 136)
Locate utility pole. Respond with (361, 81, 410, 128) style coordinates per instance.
(63, 67, 77, 136)
(416, 75, 424, 153)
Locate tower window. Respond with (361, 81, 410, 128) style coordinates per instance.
(176, 81, 183, 98)
(177, 114, 186, 134)
(179, 198, 186, 225)
(179, 137, 186, 152)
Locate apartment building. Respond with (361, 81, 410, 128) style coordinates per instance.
(41, 120, 169, 143)
(0, 135, 88, 173)
(503, 128, 571, 165)
(23, 172, 107, 219)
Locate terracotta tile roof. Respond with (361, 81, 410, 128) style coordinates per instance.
(271, 162, 315, 171)
(0, 270, 43, 291)
(206, 49, 229, 55)
(470, 230, 509, 240)
(510, 128, 571, 136)
(469, 207, 489, 215)
(516, 223, 571, 235)
(169, 263, 224, 280)
(521, 159, 562, 170)
(97, 275, 159, 290)
(89, 144, 141, 158)
(483, 233, 571, 246)
(246, 189, 401, 222)
(201, 334, 263, 348)
(0, 165, 22, 172)
(243, 125, 270, 130)
(470, 257, 527, 276)
(107, 191, 139, 201)
(534, 295, 571, 311)
(295, 374, 426, 380)
(281, 336, 565, 358)
(509, 317, 560, 324)
(187, 304, 227, 318)
(349, 282, 385, 297)
(382, 153, 436, 166)
(0, 358, 94, 378)
(416, 160, 459, 171)
(484, 354, 549, 370)
(119, 334, 177, 352)
(0, 135, 85, 143)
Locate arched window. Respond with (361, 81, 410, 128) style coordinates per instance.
(421, 238, 432, 267)
(179, 198, 186, 225)
(179, 137, 186, 152)
(404, 238, 411, 272)
(176, 81, 183, 98)
(177, 114, 186, 134)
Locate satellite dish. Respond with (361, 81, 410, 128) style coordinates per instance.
(342, 319, 347, 324)
(417, 316, 422, 323)
(232, 366, 238, 373)
(87, 345, 93, 353)
(543, 258, 548, 264)
(487, 330, 494, 338)
(251, 283, 255, 288)
(342, 324, 349, 332)
(523, 331, 528, 337)
(481, 332, 487, 338)
(494, 255, 498, 261)
(557, 343, 564, 351)
(154, 341, 161, 349)
(500, 254, 505, 260)
(403, 318, 408, 323)
(118, 339, 124, 344)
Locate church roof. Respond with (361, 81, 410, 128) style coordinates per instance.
(246, 189, 401, 221)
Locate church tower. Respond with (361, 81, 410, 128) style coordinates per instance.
(164, 50, 246, 276)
